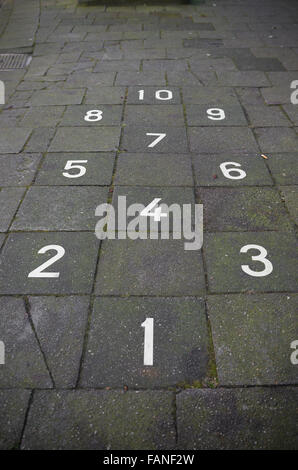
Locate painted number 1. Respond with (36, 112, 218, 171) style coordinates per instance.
(142, 318, 154, 366)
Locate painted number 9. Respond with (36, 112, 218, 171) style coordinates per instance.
(207, 108, 225, 120)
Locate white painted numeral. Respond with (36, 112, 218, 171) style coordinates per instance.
(84, 110, 103, 122)
(0, 341, 4, 365)
(156, 89, 173, 100)
(220, 161, 247, 180)
(142, 318, 154, 366)
(63, 160, 88, 178)
(146, 132, 166, 148)
(0, 81, 4, 104)
(207, 108, 225, 120)
(240, 244, 273, 277)
(290, 80, 298, 104)
(290, 340, 298, 365)
(28, 245, 65, 278)
(138, 89, 144, 100)
(140, 198, 167, 222)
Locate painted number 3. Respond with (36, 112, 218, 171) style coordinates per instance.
(240, 244, 273, 277)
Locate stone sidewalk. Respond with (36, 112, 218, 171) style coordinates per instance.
(0, 0, 297, 450)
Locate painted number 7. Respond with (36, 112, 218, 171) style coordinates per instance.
(146, 133, 166, 148)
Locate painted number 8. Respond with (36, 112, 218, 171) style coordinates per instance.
(84, 110, 103, 122)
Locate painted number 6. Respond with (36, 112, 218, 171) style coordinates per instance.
(220, 162, 247, 180)
(28, 245, 65, 278)
(240, 244, 273, 277)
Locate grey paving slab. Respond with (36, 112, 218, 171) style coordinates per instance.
(0, 390, 31, 450)
(199, 187, 292, 232)
(0, 154, 41, 186)
(121, 126, 188, 153)
(94, 60, 139, 72)
(254, 127, 298, 153)
(35, 152, 115, 186)
(236, 87, 267, 106)
(64, 72, 116, 88)
(115, 152, 193, 187)
(244, 105, 292, 127)
(261, 86, 292, 105)
(60, 105, 122, 126)
(0, 296, 52, 388)
(19, 106, 65, 127)
(207, 293, 298, 386)
(0, 234, 5, 249)
(177, 388, 298, 450)
(167, 71, 204, 86)
(22, 390, 175, 450)
(266, 153, 298, 185)
(216, 71, 271, 87)
(193, 153, 272, 186)
(49, 127, 121, 152)
(116, 71, 166, 86)
(280, 186, 298, 225)
(81, 297, 209, 388)
(205, 232, 297, 293)
(0, 188, 25, 232)
(0, 232, 99, 294)
(25, 127, 56, 153)
(182, 87, 240, 105)
(12, 186, 108, 231)
(282, 104, 298, 126)
(124, 105, 185, 127)
(85, 86, 125, 105)
(186, 104, 247, 127)
(267, 72, 298, 86)
(127, 86, 181, 104)
(30, 89, 85, 106)
(0, 128, 31, 154)
(29, 296, 89, 388)
(189, 127, 259, 154)
(95, 239, 206, 296)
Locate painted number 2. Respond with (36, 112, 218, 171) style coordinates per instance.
(142, 318, 154, 366)
(290, 340, 298, 365)
(290, 80, 298, 104)
(240, 244, 273, 277)
(28, 245, 65, 278)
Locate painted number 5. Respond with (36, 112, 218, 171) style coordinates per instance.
(240, 244, 273, 277)
(28, 245, 65, 278)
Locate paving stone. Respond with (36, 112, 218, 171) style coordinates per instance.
(0, 232, 99, 294)
(282, 104, 298, 126)
(30, 89, 85, 106)
(189, 127, 258, 154)
(64, 72, 116, 88)
(124, 105, 185, 127)
(254, 127, 298, 152)
(244, 105, 292, 127)
(236, 87, 267, 106)
(166, 71, 203, 86)
(85, 86, 125, 104)
(60, 105, 122, 126)
(95, 239, 205, 296)
(177, 388, 298, 450)
(267, 71, 298, 86)
(0, 390, 31, 449)
(0, 296, 52, 388)
(199, 187, 291, 232)
(0, 188, 25, 232)
(266, 153, 298, 185)
(12, 186, 108, 231)
(81, 297, 209, 388)
(35, 152, 115, 186)
(25, 127, 56, 153)
(29, 296, 89, 388)
(193, 153, 272, 187)
(182, 87, 240, 105)
(20, 106, 65, 127)
(207, 293, 298, 385)
(116, 71, 166, 86)
(0, 128, 31, 154)
(186, 104, 247, 126)
(205, 232, 297, 293)
(115, 152, 193, 186)
(127, 86, 181, 104)
(261, 86, 291, 105)
(22, 390, 175, 450)
(217, 71, 271, 87)
(49, 127, 120, 152)
(121, 126, 188, 153)
(280, 186, 298, 224)
(94, 59, 139, 72)
(0, 154, 41, 186)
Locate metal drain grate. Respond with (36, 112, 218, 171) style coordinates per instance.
(0, 54, 31, 70)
